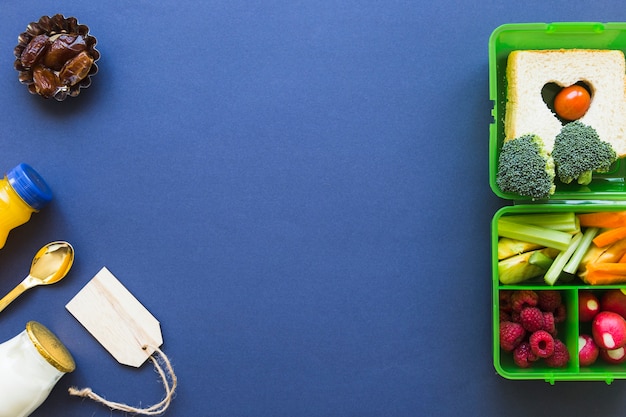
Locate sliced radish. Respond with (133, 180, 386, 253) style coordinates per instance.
(600, 346, 626, 364)
(601, 289, 626, 320)
(592, 311, 626, 350)
(578, 334, 599, 366)
(579, 291, 600, 322)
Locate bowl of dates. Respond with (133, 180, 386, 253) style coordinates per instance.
(14, 14, 100, 101)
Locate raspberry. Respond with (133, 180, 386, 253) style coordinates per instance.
(511, 290, 539, 312)
(500, 321, 526, 352)
(510, 310, 521, 324)
(499, 290, 513, 313)
(537, 290, 562, 312)
(513, 341, 537, 368)
(529, 330, 555, 358)
(542, 312, 556, 335)
(519, 307, 545, 332)
(500, 310, 512, 322)
(544, 339, 570, 368)
(554, 303, 567, 323)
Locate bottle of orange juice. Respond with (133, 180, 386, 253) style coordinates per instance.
(0, 163, 52, 249)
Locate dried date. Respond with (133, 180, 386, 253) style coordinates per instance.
(43, 34, 86, 71)
(59, 51, 94, 86)
(32, 65, 63, 98)
(20, 34, 50, 68)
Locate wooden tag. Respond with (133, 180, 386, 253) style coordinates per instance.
(65, 267, 163, 367)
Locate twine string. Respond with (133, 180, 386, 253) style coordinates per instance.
(68, 346, 177, 415)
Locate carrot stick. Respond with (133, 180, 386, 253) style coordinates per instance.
(619, 252, 626, 263)
(578, 211, 626, 228)
(586, 271, 626, 285)
(586, 262, 626, 285)
(593, 227, 626, 247)
(587, 263, 626, 273)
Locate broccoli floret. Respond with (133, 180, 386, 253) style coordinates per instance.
(551, 121, 617, 185)
(496, 134, 556, 200)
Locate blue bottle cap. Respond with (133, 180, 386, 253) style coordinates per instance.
(6, 163, 53, 210)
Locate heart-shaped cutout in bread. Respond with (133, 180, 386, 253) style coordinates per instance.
(541, 81, 593, 124)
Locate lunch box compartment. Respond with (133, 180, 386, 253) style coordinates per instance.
(489, 22, 626, 201)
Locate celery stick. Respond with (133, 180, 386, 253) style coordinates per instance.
(562, 227, 599, 275)
(544, 232, 583, 286)
(501, 212, 578, 232)
(497, 219, 573, 251)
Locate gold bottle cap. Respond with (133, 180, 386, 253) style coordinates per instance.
(26, 321, 76, 373)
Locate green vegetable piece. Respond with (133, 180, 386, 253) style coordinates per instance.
(502, 212, 578, 232)
(544, 232, 583, 286)
(496, 134, 555, 200)
(562, 226, 599, 275)
(529, 251, 555, 270)
(551, 121, 617, 185)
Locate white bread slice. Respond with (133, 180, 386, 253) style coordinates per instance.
(505, 49, 626, 157)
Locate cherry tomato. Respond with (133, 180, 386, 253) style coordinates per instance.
(554, 84, 591, 121)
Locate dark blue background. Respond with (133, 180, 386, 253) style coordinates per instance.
(0, 1, 624, 416)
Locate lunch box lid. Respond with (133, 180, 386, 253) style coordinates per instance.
(489, 22, 626, 203)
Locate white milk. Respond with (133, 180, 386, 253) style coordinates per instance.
(0, 322, 75, 417)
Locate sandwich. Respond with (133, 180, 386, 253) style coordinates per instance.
(505, 49, 626, 156)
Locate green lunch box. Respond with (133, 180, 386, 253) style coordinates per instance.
(489, 22, 626, 384)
